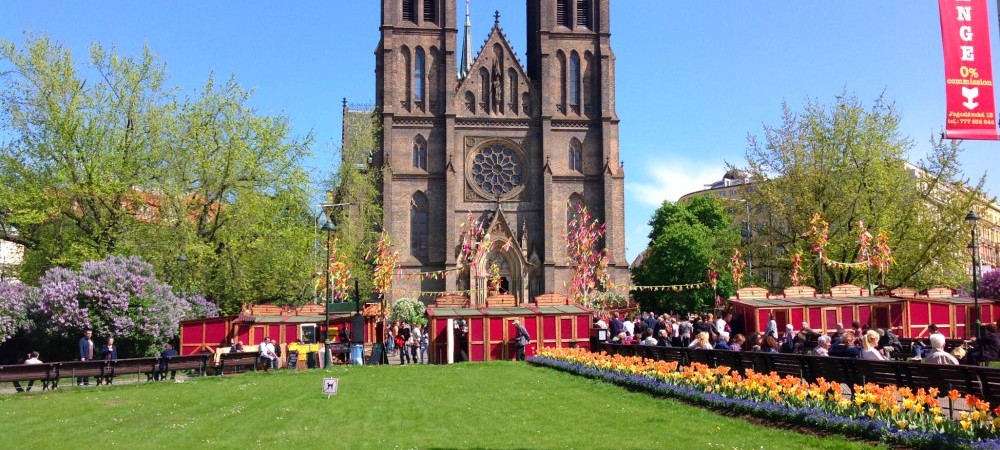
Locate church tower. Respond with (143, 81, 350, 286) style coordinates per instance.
(375, 0, 627, 305)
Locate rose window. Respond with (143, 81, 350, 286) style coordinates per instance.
(470, 143, 524, 196)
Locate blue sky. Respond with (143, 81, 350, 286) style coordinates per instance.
(3, 1, 999, 263)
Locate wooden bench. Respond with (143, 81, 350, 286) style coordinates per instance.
(217, 352, 260, 375)
(0, 363, 58, 392)
(109, 357, 159, 383)
(164, 354, 209, 377)
(57, 360, 111, 386)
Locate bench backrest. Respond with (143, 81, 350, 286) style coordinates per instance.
(0, 363, 56, 382)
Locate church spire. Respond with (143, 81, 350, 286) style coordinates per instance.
(459, 0, 473, 80)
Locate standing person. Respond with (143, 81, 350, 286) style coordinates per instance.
(455, 323, 469, 362)
(765, 314, 778, 339)
(419, 327, 429, 364)
(386, 321, 397, 357)
(77, 329, 95, 386)
(273, 340, 283, 369)
(512, 319, 530, 361)
(100, 337, 118, 385)
(609, 312, 624, 339)
(398, 323, 411, 365)
(409, 325, 422, 364)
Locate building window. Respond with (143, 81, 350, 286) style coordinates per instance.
(402, 0, 416, 22)
(412, 135, 427, 170)
(569, 52, 581, 108)
(567, 193, 584, 255)
(569, 139, 583, 172)
(556, 0, 571, 27)
(411, 192, 429, 259)
(414, 47, 425, 105)
(576, 0, 590, 28)
(401, 46, 412, 110)
(423, 0, 436, 23)
(480, 68, 491, 113)
(556, 51, 567, 112)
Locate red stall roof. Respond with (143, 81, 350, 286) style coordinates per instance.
(427, 304, 591, 317)
(731, 296, 901, 308)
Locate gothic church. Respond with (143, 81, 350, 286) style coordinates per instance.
(375, 0, 627, 304)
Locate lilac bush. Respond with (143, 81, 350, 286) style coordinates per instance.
(37, 267, 89, 335)
(980, 268, 1000, 300)
(184, 294, 220, 319)
(0, 282, 35, 343)
(36, 256, 200, 355)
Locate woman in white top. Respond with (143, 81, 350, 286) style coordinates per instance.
(860, 329, 885, 360)
(687, 331, 713, 350)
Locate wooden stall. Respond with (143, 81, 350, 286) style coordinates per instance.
(729, 284, 998, 339)
(730, 285, 904, 336)
(179, 302, 380, 356)
(425, 304, 593, 364)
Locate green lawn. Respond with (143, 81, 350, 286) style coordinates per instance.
(0, 362, 878, 449)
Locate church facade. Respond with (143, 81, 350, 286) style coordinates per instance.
(374, 0, 627, 304)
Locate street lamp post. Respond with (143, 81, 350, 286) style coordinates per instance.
(739, 199, 752, 281)
(967, 210, 982, 339)
(321, 219, 337, 367)
(176, 252, 188, 297)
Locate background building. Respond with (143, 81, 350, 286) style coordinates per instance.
(374, 0, 628, 304)
(0, 238, 24, 283)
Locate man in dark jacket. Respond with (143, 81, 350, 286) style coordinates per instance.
(609, 313, 624, 339)
(77, 330, 95, 386)
(155, 344, 180, 381)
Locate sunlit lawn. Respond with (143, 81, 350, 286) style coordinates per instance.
(0, 362, 878, 449)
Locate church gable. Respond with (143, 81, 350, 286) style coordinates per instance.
(455, 18, 535, 118)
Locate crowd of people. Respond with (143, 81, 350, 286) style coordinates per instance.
(385, 321, 430, 365)
(598, 311, 1000, 366)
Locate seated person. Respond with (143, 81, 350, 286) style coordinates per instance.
(155, 343, 180, 381)
(812, 335, 832, 356)
(923, 333, 959, 365)
(829, 330, 861, 358)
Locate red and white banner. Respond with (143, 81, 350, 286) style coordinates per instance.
(939, 0, 999, 140)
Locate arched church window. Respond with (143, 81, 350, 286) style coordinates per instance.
(414, 47, 426, 108)
(568, 139, 583, 172)
(480, 67, 491, 113)
(412, 135, 427, 170)
(567, 193, 584, 255)
(569, 52, 581, 111)
(411, 192, 429, 259)
(508, 68, 519, 115)
(401, 46, 412, 111)
(583, 51, 594, 115)
(556, 51, 567, 113)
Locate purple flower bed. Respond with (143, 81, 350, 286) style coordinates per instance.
(529, 356, 1000, 450)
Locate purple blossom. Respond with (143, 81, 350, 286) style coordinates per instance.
(0, 282, 36, 343)
(34, 256, 194, 355)
(184, 294, 219, 319)
(980, 269, 1000, 300)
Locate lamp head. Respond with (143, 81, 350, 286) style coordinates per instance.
(321, 220, 337, 233)
(966, 210, 981, 224)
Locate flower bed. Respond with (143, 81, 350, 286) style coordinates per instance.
(529, 348, 1000, 449)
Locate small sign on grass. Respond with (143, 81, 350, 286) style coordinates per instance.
(323, 378, 339, 398)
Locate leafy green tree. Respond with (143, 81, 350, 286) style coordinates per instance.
(327, 107, 382, 303)
(743, 93, 981, 290)
(633, 196, 738, 313)
(0, 35, 316, 313)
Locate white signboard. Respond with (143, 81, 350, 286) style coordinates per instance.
(323, 378, 339, 397)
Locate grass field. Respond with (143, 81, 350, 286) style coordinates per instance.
(0, 362, 879, 449)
